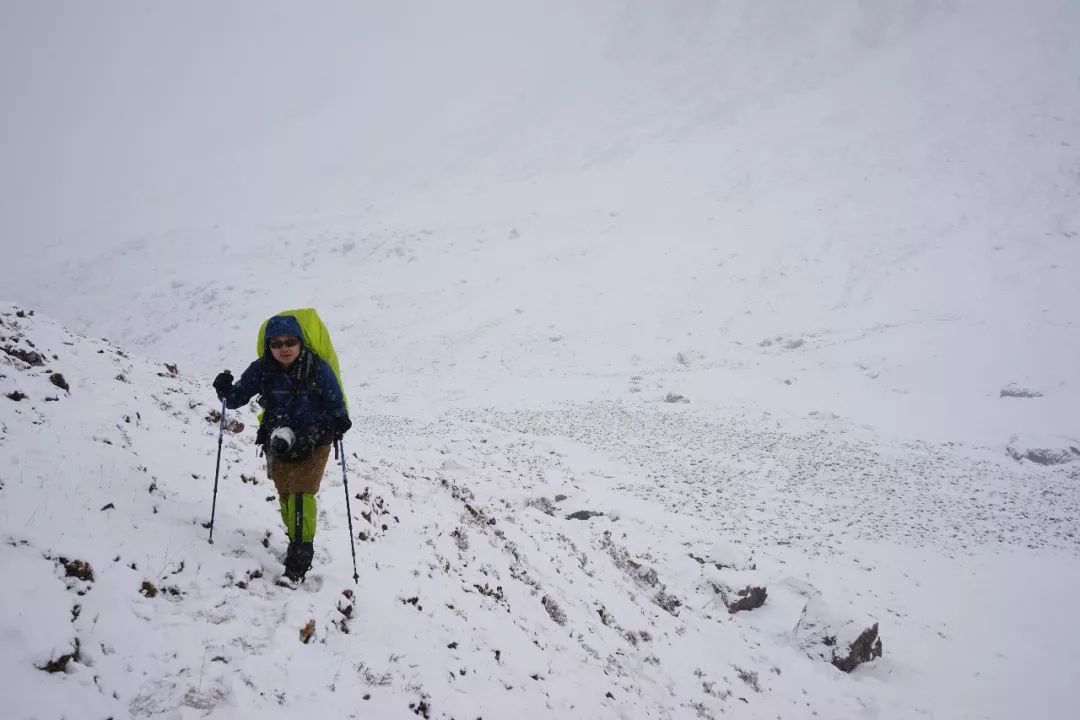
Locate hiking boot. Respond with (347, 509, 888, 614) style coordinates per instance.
(284, 540, 299, 568)
(283, 541, 301, 579)
(293, 542, 314, 575)
(284, 541, 314, 581)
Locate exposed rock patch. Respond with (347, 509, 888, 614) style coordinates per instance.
(830, 623, 883, 672)
(1000, 384, 1042, 398)
(61, 558, 94, 582)
(541, 595, 567, 625)
(566, 509, 604, 521)
(728, 586, 767, 614)
(1007, 434, 1080, 465)
(204, 409, 245, 434)
(38, 639, 81, 673)
(2, 345, 44, 366)
(525, 496, 556, 515)
(794, 590, 883, 672)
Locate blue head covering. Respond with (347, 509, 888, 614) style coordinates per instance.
(265, 315, 304, 350)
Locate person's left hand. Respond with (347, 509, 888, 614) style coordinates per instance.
(213, 370, 233, 400)
(332, 414, 352, 439)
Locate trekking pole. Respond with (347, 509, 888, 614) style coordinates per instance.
(208, 397, 227, 544)
(337, 438, 360, 583)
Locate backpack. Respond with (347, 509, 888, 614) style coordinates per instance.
(256, 308, 345, 406)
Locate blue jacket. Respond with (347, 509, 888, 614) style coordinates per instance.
(225, 337, 348, 448)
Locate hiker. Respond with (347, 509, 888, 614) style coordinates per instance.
(212, 313, 351, 582)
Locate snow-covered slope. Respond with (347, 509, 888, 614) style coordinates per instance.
(3, 0, 1080, 717)
(4, 0, 1078, 447)
(3, 308, 1079, 719)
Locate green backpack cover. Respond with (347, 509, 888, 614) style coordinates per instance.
(256, 308, 347, 410)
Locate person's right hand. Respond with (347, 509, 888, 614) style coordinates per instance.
(331, 413, 352, 440)
(213, 371, 233, 400)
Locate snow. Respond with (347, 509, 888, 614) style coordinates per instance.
(3, 307, 1078, 719)
(2, 0, 1080, 717)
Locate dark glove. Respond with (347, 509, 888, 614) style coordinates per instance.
(213, 370, 234, 400)
(331, 414, 352, 439)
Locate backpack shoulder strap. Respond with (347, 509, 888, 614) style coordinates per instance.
(299, 351, 318, 396)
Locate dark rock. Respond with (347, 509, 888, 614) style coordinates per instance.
(49, 373, 70, 392)
(2, 345, 44, 366)
(6, 390, 27, 401)
(566, 509, 605, 521)
(728, 586, 767, 614)
(1017, 447, 1079, 465)
(541, 595, 567, 625)
(1000, 384, 1042, 398)
(61, 558, 94, 582)
(526, 497, 556, 515)
(205, 409, 245, 434)
(654, 589, 682, 615)
(451, 527, 469, 551)
(474, 583, 504, 603)
(38, 639, 80, 673)
(831, 623, 883, 672)
(735, 665, 761, 692)
(629, 561, 659, 586)
(1007, 436, 1080, 465)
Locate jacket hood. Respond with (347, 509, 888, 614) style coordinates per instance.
(264, 315, 305, 349)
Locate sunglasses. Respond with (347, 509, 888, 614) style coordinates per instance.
(269, 338, 300, 350)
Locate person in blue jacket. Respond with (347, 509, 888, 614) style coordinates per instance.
(212, 315, 351, 582)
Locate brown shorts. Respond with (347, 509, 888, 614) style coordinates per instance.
(267, 444, 332, 496)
